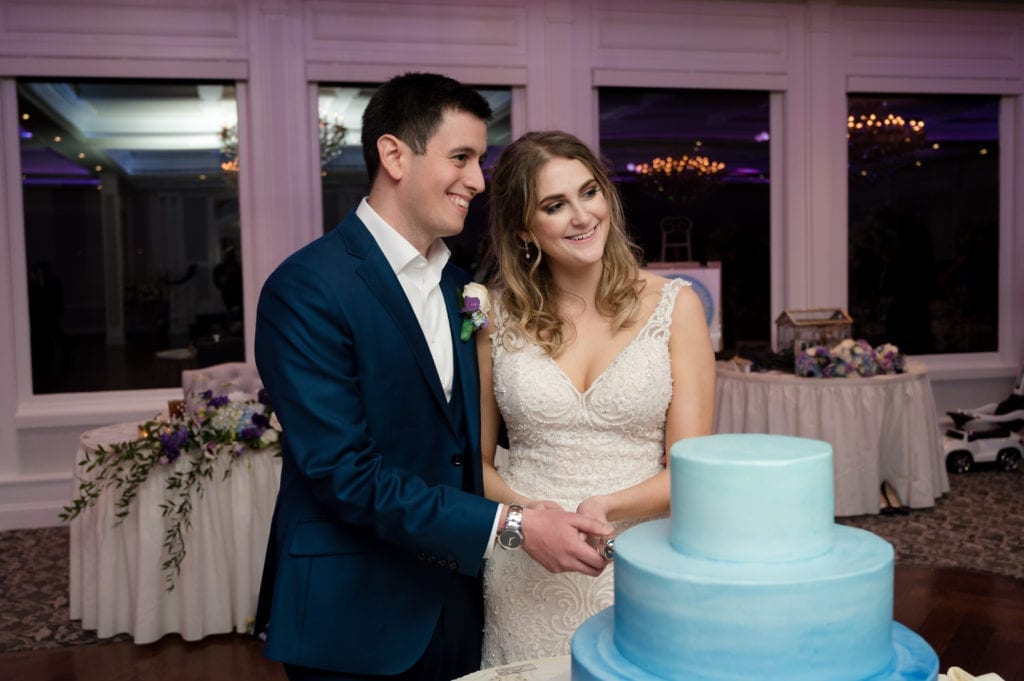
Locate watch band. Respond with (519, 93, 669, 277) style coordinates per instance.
(498, 504, 524, 550)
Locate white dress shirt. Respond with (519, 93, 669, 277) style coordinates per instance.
(357, 199, 454, 401)
(355, 199, 502, 554)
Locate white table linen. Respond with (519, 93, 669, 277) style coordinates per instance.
(714, 360, 949, 516)
(456, 656, 571, 681)
(69, 422, 281, 643)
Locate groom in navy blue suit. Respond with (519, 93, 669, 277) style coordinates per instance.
(254, 73, 612, 680)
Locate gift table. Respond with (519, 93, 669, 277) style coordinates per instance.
(714, 359, 949, 516)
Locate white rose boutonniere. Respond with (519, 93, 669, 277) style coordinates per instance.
(458, 283, 491, 342)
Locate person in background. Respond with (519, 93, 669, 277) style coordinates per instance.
(476, 130, 716, 665)
(254, 76, 613, 681)
(28, 261, 64, 391)
(213, 245, 243, 320)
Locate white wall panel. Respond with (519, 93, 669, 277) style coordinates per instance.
(591, 6, 791, 73)
(842, 7, 1023, 79)
(0, 0, 247, 62)
(303, 1, 528, 70)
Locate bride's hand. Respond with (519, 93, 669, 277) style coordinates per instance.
(578, 497, 615, 560)
(576, 496, 610, 525)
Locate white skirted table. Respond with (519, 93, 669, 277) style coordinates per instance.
(69, 422, 281, 644)
(714, 360, 950, 516)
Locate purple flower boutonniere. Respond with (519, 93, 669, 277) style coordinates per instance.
(458, 282, 491, 342)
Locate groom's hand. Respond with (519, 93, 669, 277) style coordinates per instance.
(520, 506, 614, 576)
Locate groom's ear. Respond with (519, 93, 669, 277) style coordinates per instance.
(377, 134, 405, 182)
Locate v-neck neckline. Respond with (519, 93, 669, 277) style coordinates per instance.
(546, 285, 669, 396)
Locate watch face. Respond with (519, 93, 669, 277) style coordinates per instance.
(499, 529, 523, 550)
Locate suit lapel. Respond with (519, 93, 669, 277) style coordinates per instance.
(343, 215, 456, 428)
(443, 270, 482, 459)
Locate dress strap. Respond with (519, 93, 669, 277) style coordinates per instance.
(646, 278, 688, 332)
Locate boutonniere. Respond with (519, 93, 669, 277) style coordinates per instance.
(458, 282, 491, 342)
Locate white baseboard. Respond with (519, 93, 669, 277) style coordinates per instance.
(0, 473, 72, 530)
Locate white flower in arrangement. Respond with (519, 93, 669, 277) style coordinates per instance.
(227, 390, 250, 403)
(259, 427, 279, 447)
(209, 402, 246, 433)
(832, 338, 858, 360)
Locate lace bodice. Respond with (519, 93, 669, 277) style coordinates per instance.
(481, 278, 686, 667)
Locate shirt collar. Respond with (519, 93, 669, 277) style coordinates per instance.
(356, 198, 450, 281)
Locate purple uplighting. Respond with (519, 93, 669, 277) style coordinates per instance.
(23, 177, 101, 186)
(20, 147, 92, 177)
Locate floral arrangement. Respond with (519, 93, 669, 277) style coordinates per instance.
(60, 388, 281, 589)
(795, 339, 906, 378)
(458, 282, 491, 341)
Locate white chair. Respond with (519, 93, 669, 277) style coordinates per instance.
(181, 362, 263, 403)
(659, 216, 694, 262)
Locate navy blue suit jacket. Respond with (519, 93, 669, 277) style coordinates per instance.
(254, 211, 498, 675)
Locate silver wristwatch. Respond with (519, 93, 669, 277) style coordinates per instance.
(498, 504, 524, 550)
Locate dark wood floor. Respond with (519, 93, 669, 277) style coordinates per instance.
(2, 565, 1022, 681)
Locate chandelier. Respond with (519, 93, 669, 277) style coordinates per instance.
(219, 114, 348, 174)
(847, 108, 927, 175)
(631, 152, 726, 203)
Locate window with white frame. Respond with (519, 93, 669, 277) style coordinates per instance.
(847, 93, 999, 355)
(598, 87, 771, 357)
(19, 78, 242, 393)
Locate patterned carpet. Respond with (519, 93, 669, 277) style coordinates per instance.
(0, 466, 1021, 654)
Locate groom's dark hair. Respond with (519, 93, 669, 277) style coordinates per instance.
(361, 72, 493, 183)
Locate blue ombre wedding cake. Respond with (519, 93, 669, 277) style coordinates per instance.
(571, 433, 938, 681)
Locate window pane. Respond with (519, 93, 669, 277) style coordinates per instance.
(318, 84, 512, 275)
(598, 87, 771, 356)
(19, 79, 242, 393)
(847, 94, 999, 354)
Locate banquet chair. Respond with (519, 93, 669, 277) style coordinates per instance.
(194, 335, 245, 368)
(659, 216, 694, 262)
(181, 362, 263, 407)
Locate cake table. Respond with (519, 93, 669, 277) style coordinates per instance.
(455, 656, 570, 681)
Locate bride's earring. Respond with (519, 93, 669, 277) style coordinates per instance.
(522, 239, 531, 261)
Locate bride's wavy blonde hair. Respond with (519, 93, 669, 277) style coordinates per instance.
(487, 131, 644, 357)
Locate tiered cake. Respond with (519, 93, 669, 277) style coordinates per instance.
(571, 433, 938, 681)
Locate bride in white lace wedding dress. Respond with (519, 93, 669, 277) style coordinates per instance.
(476, 131, 716, 667)
(481, 280, 685, 665)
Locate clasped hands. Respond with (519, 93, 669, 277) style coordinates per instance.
(517, 496, 614, 577)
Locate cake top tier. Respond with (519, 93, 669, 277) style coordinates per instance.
(670, 433, 835, 562)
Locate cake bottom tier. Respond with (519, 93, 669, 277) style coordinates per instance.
(573, 520, 937, 681)
(572, 610, 938, 681)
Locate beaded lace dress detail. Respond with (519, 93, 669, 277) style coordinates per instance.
(481, 278, 686, 667)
